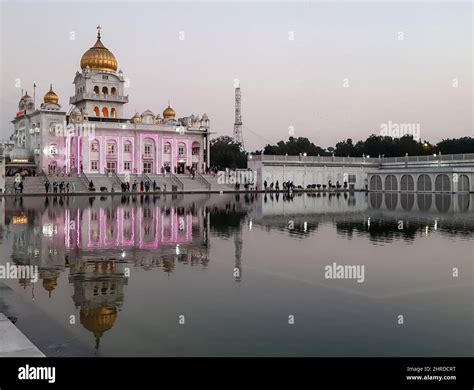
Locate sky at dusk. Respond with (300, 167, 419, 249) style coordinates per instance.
(0, 1, 472, 151)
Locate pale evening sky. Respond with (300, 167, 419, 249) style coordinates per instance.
(0, 1, 472, 151)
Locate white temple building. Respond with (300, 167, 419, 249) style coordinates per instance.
(6, 26, 211, 176)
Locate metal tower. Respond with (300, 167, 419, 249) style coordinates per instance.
(233, 86, 244, 149)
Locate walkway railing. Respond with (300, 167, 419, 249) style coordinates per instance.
(250, 153, 474, 165)
(168, 172, 184, 191)
(196, 171, 211, 190)
(80, 172, 91, 190)
(112, 172, 123, 188)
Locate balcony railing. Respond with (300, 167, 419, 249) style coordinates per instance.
(70, 93, 129, 104)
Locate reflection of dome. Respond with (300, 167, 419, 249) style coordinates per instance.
(80, 307, 118, 350)
(80, 29, 117, 73)
(163, 105, 176, 120)
(42, 275, 57, 298)
(43, 84, 59, 104)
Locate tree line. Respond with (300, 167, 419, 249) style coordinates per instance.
(210, 135, 474, 169)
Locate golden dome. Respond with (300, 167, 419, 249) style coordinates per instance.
(43, 84, 59, 104)
(80, 28, 117, 73)
(80, 307, 118, 350)
(80, 307, 117, 335)
(163, 105, 176, 120)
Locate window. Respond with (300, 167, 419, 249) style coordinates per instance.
(102, 86, 108, 95)
(124, 142, 131, 153)
(91, 161, 98, 171)
(107, 143, 116, 154)
(91, 142, 99, 152)
(94, 86, 100, 94)
(111, 108, 116, 118)
(49, 123, 57, 135)
(144, 144, 152, 155)
(164, 144, 171, 154)
(102, 107, 109, 118)
(49, 144, 58, 155)
(192, 146, 200, 155)
(111, 87, 116, 95)
(143, 162, 152, 174)
(94, 106, 100, 117)
(348, 175, 356, 183)
(102, 75, 109, 80)
(178, 145, 185, 156)
(124, 161, 131, 171)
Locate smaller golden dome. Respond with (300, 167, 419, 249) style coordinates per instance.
(42, 275, 58, 298)
(163, 105, 176, 120)
(43, 84, 59, 105)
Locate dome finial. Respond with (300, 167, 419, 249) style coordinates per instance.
(97, 25, 102, 39)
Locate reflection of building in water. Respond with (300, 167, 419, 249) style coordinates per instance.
(369, 192, 473, 213)
(69, 258, 127, 351)
(64, 206, 196, 249)
(3, 199, 66, 295)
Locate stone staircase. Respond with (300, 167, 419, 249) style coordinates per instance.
(201, 174, 235, 191)
(176, 175, 209, 191)
(5, 176, 48, 194)
(86, 174, 118, 192)
(47, 175, 88, 193)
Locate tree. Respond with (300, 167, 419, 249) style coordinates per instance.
(210, 136, 247, 169)
(262, 137, 328, 156)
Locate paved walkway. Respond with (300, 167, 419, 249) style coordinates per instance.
(0, 313, 45, 357)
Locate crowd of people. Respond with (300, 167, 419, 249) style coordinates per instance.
(45, 180, 76, 193)
(263, 180, 296, 193)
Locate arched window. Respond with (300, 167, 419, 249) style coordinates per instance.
(102, 86, 108, 95)
(107, 141, 116, 154)
(369, 175, 382, 191)
(384, 175, 398, 191)
(435, 174, 451, 192)
(102, 107, 109, 118)
(459, 175, 470, 192)
(400, 175, 414, 191)
(94, 106, 100, 117)
(417, 174, 432, 192)
(123, 141, 132, 153)
(144, 139, 155, 156)
(111, 108, 116, 118)
(178, 143, 186, 158)
(111, 87, 116, 95)
(94, 86, 100, 94)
